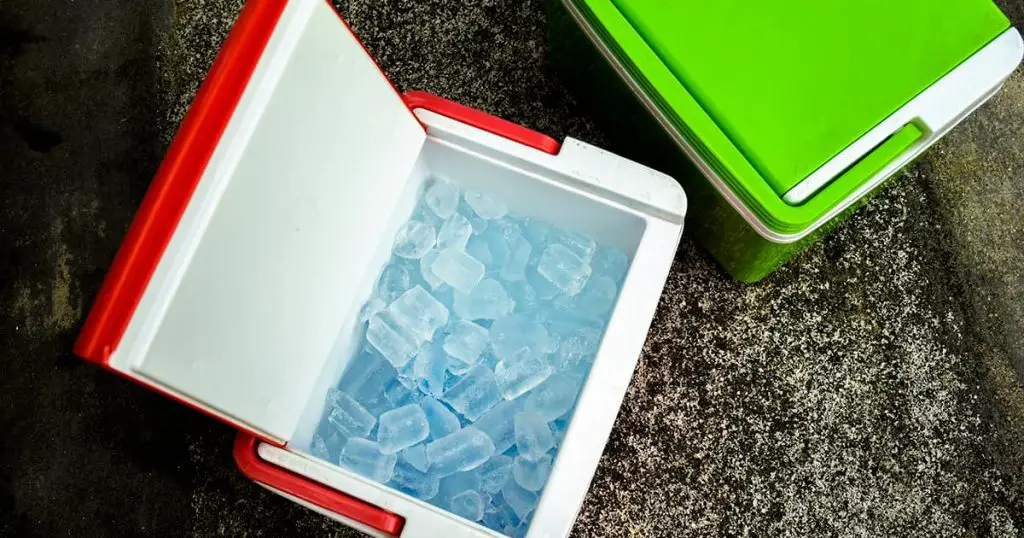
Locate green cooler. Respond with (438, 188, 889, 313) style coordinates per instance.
(549, 0, 1023, 282)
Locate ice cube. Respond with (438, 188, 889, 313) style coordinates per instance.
(393, 220, 436, 259)
(508, 523, 530, 538)
(410, 343, 448, 397)
(432, 248, 485, 294)
(443, 320, 489, 364)
(359, 297, 386, 323)
(440, 470, 481, 503)
(442, 365, 502, 421)
(367, 312, 418, 368)
(384, 377, 419, 408)
(496, 356, 553, 400)
(491, 217, 523, 243)
(377, 404, 430, 454)
(548, 320, 602, 365)
(326, 389, 377, 440)
(478, 455, 513, 494)
(480, 350, 501, 370)
(548, 228, 596, 263)
(419, 250, 444, 290)
(502, 480, 538, 521)
(425, 178, 460, 219)
(436, 213, 473, 250)
(466, 235, 493, 266)
(450, 491, 485, 522)
(473, 399, 524, 454)
(426, 427, 496, 477)
(339, 438, 397, 483)
(526, 265, 560, 300)
(419, 396, 461, 440)
(447, 355, 474, 376)
(507, 281, 540, 314)
(388, 286, 449, 343)
(401, 443, 430, 473)
(551, 419, 568, 446)
(376, 263, 412, 302)
(480, 220, 519, 269)
(453, 279, 510, 321)
(489, 314, 549, 362)
(537, 243, 592, 296)
(524, 374, 580, 422)
(338, 352, 398, 417)
(562, 275, 618, 316)
(500, 236, 532, 282)
(464, 190, 508, 219)
(514, 412, 554, 461)
(310, 434, 331, 461)
(390, 459, 440, 500)
(512, 454, 552, 492)
(523, 218, 550, 249)
(592, 246, 629, 281)
(483, 503, 520, 535)
(455, 199, 487, 236)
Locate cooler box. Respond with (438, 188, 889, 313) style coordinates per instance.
(73, 0, 686, 537)
(548, 0, 1024, 282)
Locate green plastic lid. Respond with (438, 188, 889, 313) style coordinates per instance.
(610, 0, 1009, 195)
(570, 0, 1010, 232)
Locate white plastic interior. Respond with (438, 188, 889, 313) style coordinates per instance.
(269, 107, 686, 538)
(106, 0, 426, 443)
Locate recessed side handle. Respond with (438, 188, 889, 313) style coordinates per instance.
(783, 122, 924, 205)
(233, 434, 405, 537)
(783, 123, 924, 205)
(783, 28, 1024, 206)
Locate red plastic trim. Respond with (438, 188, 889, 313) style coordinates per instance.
(73, 0, 290, 364)
(234, 433, 405, 536)
(404, 90, 562, 155)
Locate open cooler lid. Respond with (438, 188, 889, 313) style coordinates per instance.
(608, 0, 1010, 195)
(75, 0, 426, 443)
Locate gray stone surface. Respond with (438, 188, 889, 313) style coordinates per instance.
(2, 0, 1023, 536)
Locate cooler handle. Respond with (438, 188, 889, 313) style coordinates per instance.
(233, 433, 405, 536)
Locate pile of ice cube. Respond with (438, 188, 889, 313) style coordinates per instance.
(310, 177, 629, 537)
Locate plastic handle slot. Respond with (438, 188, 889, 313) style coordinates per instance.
(234, 434, 405, 536)
(783, 122, 925, 205)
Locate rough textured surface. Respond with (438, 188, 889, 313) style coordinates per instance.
(1, 0, 1023, 536)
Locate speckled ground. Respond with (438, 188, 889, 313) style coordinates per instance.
(2, 1, 1023, 537)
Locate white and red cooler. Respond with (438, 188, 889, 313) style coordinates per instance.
(74, 0, 687, 536)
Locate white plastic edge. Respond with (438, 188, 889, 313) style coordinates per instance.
(784, 28, 1024, 204)
(103, 0, 322, 444)
(411, 109, 688, 223)
(561, 0, 1023, 243)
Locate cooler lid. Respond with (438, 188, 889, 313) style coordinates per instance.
(608, 0, 1010, 194)
(75, 0, 426, 442)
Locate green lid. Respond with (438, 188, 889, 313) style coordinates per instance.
(610, 0, 1009, 195)
(570, 0, 1010, 232)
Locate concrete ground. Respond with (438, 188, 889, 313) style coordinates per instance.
(2, 0, 1023, 536)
